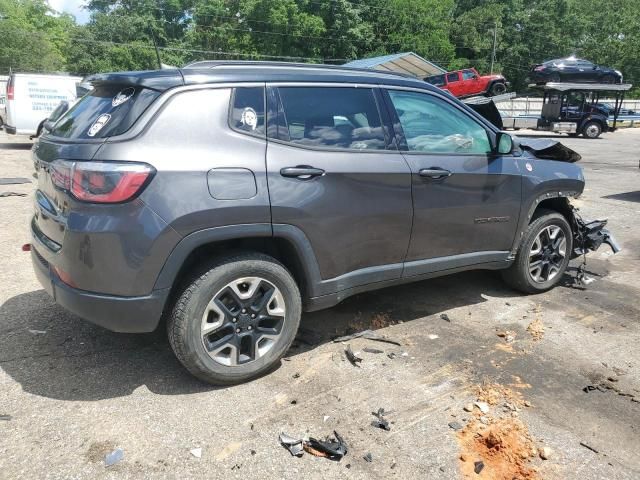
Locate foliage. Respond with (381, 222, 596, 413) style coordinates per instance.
(0, 0, 637, 95)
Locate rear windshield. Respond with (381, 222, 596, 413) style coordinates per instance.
(50, 85, 159, 139)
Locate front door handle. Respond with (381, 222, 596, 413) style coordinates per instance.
(419, 168, 452, 179)
(280, 166, 325, 179)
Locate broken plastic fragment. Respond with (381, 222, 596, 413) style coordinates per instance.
(474, 460, 484, 474)
(305, 431, 348, 461)
(105, 448, 124, 467)
(363, 452, 373, 462)
(363, 347, 383, 354)
(333, 329, 401, 346)
(0, 414, 12, 421)
(190, 447, 202, 458)
(371, 408, 391, 431)
(279, 432, 304, 457)
(345, 345, 362, 367)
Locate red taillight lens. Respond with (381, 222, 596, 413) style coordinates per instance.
(7, 83, 14, 100)
(50, 160, 154, 203)
(534, 66, 545, 72)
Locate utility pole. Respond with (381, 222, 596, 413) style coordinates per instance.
(490, 21, 497, 74)
(151, 31, 162, 69)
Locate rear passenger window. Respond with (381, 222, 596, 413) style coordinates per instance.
(50, 85, 159, 139)
(275, 87, 386, 150)
(230, 87, 265, 136)
(447, 72, 459, 82)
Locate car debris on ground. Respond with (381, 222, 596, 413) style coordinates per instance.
(190, 447, 202, 458)
(371, 408, 391, 431)
(280, 431, 347, 461)
(0, 414, 12, 421)
(333, 329, 401, 346)
(345, 345, 362, 367)
(440, 313, 451, 322)
(104, 448, 124, 467)
(362, 347, 383, 354)
(363, 452, 373, 462)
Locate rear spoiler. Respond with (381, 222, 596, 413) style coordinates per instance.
(84, 69, 185, 92)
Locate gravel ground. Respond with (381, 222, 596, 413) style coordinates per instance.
(0, 129, 639, 479)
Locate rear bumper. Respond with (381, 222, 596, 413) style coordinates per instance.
(31, 247, 169, 333)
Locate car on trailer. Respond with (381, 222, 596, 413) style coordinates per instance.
(530, 57, 622, 85)
(425, 68, 508, 98)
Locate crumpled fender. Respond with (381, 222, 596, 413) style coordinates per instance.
(518, 138, 582, 163)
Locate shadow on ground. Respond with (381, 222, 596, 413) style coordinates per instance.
(0, 269, 578, 402)
(602, 190, 640, 203)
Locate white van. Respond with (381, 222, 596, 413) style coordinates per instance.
(5, 73, 82, 136)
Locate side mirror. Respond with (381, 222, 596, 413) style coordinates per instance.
(43, 120, 55, 132)
(496, 132, 515, 154)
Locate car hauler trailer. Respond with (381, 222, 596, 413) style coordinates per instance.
(530, 82, 632, 138)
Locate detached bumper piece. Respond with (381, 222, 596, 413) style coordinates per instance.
(572, 217, 621, 256)
(570, 208, 620, 286)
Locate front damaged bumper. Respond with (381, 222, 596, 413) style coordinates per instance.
(571, 210, 621, 257)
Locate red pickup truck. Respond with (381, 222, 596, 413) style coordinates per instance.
(425, 68, 508, 98)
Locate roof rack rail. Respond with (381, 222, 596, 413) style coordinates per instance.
(182, 60, 417, 79)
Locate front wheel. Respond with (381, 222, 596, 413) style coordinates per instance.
(168, 253, 302, 385)
(490, 82, 507, 96)
(502, 211, 573, 294)
(582, 121, 602, 139)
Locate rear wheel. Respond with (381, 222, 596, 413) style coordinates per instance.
(602, 74, 615, 84)
(549, 73, 561, 83)
(490, 82, 507, 96)
(168, 253, 301, 385)
(582, 121, 602, 139)
(502, 211, 572, 294)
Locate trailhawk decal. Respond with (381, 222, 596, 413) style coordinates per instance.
(112, 87, 135, 107)
(87, 114, 111, 137)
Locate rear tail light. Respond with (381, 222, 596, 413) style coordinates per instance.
(534, 66, 545, 72)
(7, 82, 14, 100)
(51, 160, 154, 203)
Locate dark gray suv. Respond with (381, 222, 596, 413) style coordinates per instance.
(30, 62, 616, 384)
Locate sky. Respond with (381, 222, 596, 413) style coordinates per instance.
(47, 0, 90, 25)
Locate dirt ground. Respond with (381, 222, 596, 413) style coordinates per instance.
(0, 128, 639, 479)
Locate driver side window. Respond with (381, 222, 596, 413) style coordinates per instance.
(388, 90, 491, 154)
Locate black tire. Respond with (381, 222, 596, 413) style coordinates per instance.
(549, 73, 561, 83)
(501, 210, 573, 294)
(582, 120, 602, 139)
(490, 82, 507, 96)
(167, 252, 302, 385)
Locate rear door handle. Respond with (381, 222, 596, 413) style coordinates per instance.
(280, 166, 325, 179)
(419, 168, 452, 179)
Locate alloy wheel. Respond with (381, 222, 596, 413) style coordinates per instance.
(528, 225, 567, 283)
(201, 277, 286, 366)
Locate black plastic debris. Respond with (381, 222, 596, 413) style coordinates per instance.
(279, 432, 304, 457)
(387, 352, 397, 359)
(371, 408, 391, 431)
(579, 441, 599, 454)
(0, 192, 27, 197)
(304, 431, 348, 461)
(363, 347, 383, 354)
(280, 431, 348, 461)
(363, 452, 373, 462)
(474, 460, 484, 474)
(0, 177, 31, 185)
(440, 313, 451, 322)
(345, 345, 362, 367)
(333, 329, 401, 346)
(0, 414, 12, 421)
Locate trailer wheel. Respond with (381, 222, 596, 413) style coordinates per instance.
(582, 121, 602, 139)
